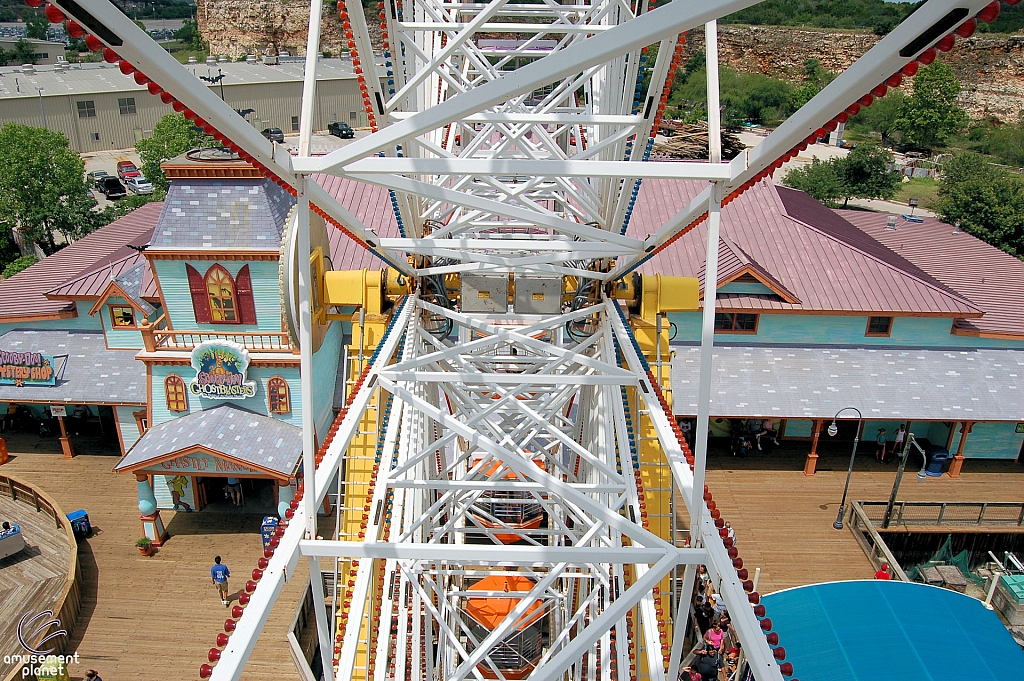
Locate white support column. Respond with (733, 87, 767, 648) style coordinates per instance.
(297, 187, 316, 537)
(705, 20, 722, 165)
(307, 557, 336, 681)
(298, 0, 324, 156)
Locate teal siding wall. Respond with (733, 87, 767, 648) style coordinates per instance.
(115, 405, 143, 452)
(783, 419, 813, 437)
(948, 421, 1024, 460)
(99, 296, 144, 349)
(153, 259, 282, 333)
(151, 363, 301, 428)
(311, 321, 342, 437)
(0, 302, 103, 336)
(718, 282, 775, 295)
(668, 312, 1024, 348)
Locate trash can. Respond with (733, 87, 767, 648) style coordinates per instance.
(925, 446, 950, 477)
(261, 516, 279, 549)
(66, 509, 91, 539)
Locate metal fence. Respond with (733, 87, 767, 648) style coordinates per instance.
(857, 501, 1024, 528)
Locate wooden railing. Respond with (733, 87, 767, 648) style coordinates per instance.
(140, 326, 293, 353)
(858, 500, 1024, 528)
(0, 475, 82, 681)
(848, 502, 910, 581)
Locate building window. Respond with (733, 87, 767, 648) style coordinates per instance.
(268, 377, 290, 414)
(349, 111, 357, 121)
(118, 97, 137, 115)
(34, 52, 48, 59)
(165, 374, 188, 412)
(714, 312, 758, 333)
(291, 116, 299, 131)
(867, 316, 893, 337)
(90, 132, 100, 142)
(77, 100, 96, 118)
(110, 305, 136, 328)
(204, 264, 239, 323)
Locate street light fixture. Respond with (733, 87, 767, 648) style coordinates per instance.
(36, 87, 47, 129)
(828, 406, 863, 530)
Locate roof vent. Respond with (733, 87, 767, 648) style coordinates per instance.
(188, 56, 197, 63)
(246, 54, 257, 63)
(886, 215, 898, 231)
(21, 64, 34, 74)
(278, 50, 290, 57)
(206, 55, 217, 64)
(218, 54, 228, 62)
(262, 54, 278, 65)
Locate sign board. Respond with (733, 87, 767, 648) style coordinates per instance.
(261, 516, 279, 549)
(144, 452, 263, 476)
(188, 340, 256, 400)
(0, 350, 56, 387)
(49, 405, 67, 418)
(1016, 423, 1024, 434)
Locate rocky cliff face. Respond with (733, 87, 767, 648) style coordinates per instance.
(682, 25, 1024, 121)
(195, 9, 1024, 121)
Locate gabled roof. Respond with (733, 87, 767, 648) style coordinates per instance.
(630, 180, 981, 317)
(47, 252, 158, 304)
(837, 209, 1024, 338)
(114, 404, 302, 478)
(0, 203, 161, 322)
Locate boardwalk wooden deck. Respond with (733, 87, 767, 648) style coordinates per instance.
(1, 448, 1022, 680)
(0, 494, 72, 679)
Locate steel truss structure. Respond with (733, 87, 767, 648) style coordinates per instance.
(44, 0, 1005, 679)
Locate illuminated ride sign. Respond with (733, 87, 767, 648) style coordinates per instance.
(188, 340, 256, 400)
(0, 350, 56, 387)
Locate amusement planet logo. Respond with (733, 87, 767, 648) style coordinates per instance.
(5, 610, 78, 678)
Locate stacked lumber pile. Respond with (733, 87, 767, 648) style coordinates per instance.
(653, 121, 746, 160)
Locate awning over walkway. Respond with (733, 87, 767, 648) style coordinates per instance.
(115, 404, 302, 479)
(670, 345, 1024, 420)
(0, 330, 146, 405)
(762, 580, 1024, 681)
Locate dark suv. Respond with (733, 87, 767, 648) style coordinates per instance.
(261, 127, 285, 143)
(328, 121, 355, 139)
(99, 177, 127, 199)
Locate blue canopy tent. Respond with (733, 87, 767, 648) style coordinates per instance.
(762, 580, 1024, 681)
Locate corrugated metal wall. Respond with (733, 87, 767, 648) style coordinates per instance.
(0, 77, 363, 152)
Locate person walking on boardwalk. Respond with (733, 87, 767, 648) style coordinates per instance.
(211, 555, 231, 606)
(875, 428, 887, 463)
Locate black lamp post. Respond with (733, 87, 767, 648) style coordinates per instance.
(828, 406, 863, 530)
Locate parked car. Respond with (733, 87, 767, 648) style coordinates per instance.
(125, 176, 155, 195)
(99, 177, 127, 199)
(87, 170, 110, 189)
(262, 127, 285, 143)
(328, 121, 355, 139)
(116, 161, 141, 180)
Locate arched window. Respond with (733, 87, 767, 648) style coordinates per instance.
(165, 374, 188, 412)
(268, 377, 290, 414)
(204, 264, 238, 323)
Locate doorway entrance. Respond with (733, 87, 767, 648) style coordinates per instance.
(199, 477, 278, 513)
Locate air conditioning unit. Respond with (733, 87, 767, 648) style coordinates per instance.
(262, 55, 279, 65)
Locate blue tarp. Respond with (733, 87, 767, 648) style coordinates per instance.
(762, 580, 1024, 681)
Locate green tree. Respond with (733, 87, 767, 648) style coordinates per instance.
(0, 124, 98, 254)
(936, 152, 1024, 259)
(848, 90, 905, 143)
(136, 113, 210, 191)
(782, 158, 844, 206)
(12, 39, 37, 65)
(174, 18, 205, 50)
(25, 10, 48, 40)
(2, 255, 38, 279)
(834, 145, 902, 207)
(895, 62, 967, 148)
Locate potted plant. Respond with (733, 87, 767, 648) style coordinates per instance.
(136, 537, 153, 556)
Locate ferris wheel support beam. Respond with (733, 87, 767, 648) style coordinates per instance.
(305, 0, 763, 175)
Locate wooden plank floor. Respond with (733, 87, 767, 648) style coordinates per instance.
(0, 452, 313, 681)
(698, 448, 1024, 594)
(1, 447, 1022, 679)
(0, 493, 73, 679)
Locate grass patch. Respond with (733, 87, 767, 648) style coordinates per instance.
(893, 177, 941, 210)
(163, 41, 211, 64)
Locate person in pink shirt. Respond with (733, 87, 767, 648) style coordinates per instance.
(704, 620, 726, 651)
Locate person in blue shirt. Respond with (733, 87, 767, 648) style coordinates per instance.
(211, 555, 231, 606)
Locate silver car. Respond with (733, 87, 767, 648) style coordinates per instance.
(126, 176, 155, 195)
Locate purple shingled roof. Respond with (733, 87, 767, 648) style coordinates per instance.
(837, 209, 1024, 338)
(630, 179, 980, 317)
(46, 252, 159, 304)
(0, 202, 161, 322)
